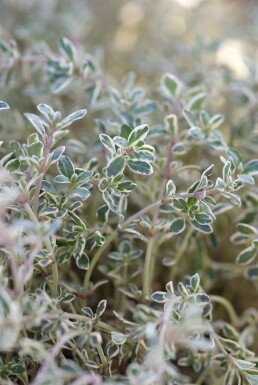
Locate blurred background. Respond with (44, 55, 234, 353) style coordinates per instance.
(1, 0, 258, 139)
(1, 0, 258, 78)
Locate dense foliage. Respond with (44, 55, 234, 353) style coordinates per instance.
(1, 1, 258, 385)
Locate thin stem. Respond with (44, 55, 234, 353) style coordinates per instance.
(8, 251, 20, 295)
(142, 236, 155, 300)
(211, 331, 231, 358)
(176, 227, 194, 263)
(96, 344, 107, 367)
(170, 227, 194, 280)
(122, 200, 162, 228)
(141, 141, 174, 300)
(24, 203, 59, 297)
(118, 263, 128, 314)
(33, 134, 52, 214)
(67, 340, 89, 366)
(83, 231, 117, 290)
(51, 258, 59, 298)
(33, 174, 44, 214)
(210, 295, 239, 328)
(64, 313, 117, 332)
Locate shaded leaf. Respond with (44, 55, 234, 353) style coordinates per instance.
(169, 218, 185, 234)
(58, 155, 74, 179)
(127, 159, 153, 175)
(105, 154, 125, 178)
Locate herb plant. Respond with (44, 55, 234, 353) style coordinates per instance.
(1, 3, 258, 384)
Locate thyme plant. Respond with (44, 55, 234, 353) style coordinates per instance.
(1, 32, 258, 385)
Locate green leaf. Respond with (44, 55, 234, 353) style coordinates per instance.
(195, 293, 210, 303)
(57, 109, 87, 129)
(237, 223, 257, 235)
(59, 293, 76, 304)
(103, 189, 120, 215)
(42, 180, 58, 195)
(128, 124, 149, 146)
(209, 114, 224, 129)
(99, 133, 116, 154)
(183, 109, 197, 126)
(70, 187, 91, 200)
(28, 142, 43, 158)
(117, 179, 137, 192)
(200, 110, 209, 126)
(81, 306, 94, 317)
(68, 211, 87, 229)
(202, 163, 214, 178)
(51, 75, 72, 93)
(97, 205, 110, 224)
(169, 218, 185, 234)
(161, 73, 182, 97)
(24, 113, 46, 137)
(96, 299, 107, 317)
(222, 323, 239, 340)
(49, 146, 65, 165)
(222, 160, 231, 183)
(178, 282, 189, 296)
(75, 253, 89, 270)
(236, 245, 257, 265)
(58, 155, 75, 179)
(227, 147, 242, 167)
(188, 126, 206, 140)
(105, 154, 125, 178)
(166, 281, 174, 295)
(245, 265, 258, 280)
(121, 124, 132, 139)
(190, 273, 200, 292)
(10, 140, 23, 156)
(59, 37, 77, 62)
(95, 231, 106, 246)
(190, 219, 213, 233)
(134, 101, 158, 116)
(27, 133, 39, 145)
(127, 159, 153, 175)
(0, 101, 9, 110)
(222, 191, 241, 206)
(5, 158, 20, 172)
(12, 364, 25, 374)
(113, 136, 128, 148)
(151, 291, 167, 302)
(243, 160, 258, 175)
(165, 114, 178, 137)
(218, 337, 241, 353)
(111, 332, 128, 345)
(234, 359, 256, 371)
(230, 232, 249, 245)
(173, 198, 188, 212)
(194, 213, 213, 225)
(245, 370, 258, 385)
(187, 92, 206, 111)
(85, 360, 100, 369)
(54, 175, 69, 184)
(76, 169, 93, 183)
(107, 344, 119, 360)
(134, 149, 155, 163)
(212, 203, 233, 215)
(37, 104, 55, 122)
(238, 174, 255, 185)
(165, 179, 176, 198)
(172, 142, 187, 154)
